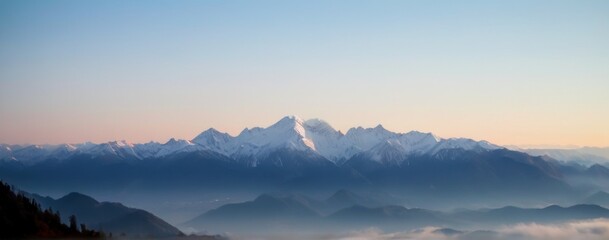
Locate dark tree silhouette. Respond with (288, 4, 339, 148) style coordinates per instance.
(69, 215, 78, 232)
(0, 180, 103, 238)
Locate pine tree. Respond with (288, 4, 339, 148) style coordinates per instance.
(69, 215, 78, 233)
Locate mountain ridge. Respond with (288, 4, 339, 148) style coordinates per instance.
(184, 190, 609, 234)
(0, 116, 500, 166)
(26, 191, 183, 237)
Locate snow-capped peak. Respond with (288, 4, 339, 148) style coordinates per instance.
(227, 116, 315, 160)
(340, 125, 398, 158)
(304, 119, 343, 137)
(192, 128, 233, 155)
(133, 141, 163, 159)
(194, 128, 230, 139)
(268, 115, 307, 137)
(111, 140, 134, 148)
(154, 138, 204, 157)
(187, 116, 501, 163)
(2, 115, 503, 166)
(71, 140, 141, 160)
(275, 115, 305, 126)
(430, 138, 500, 154)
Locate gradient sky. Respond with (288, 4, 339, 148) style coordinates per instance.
(0, 0, 608, 147)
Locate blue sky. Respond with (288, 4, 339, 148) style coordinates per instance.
(0, 0, 608, 147)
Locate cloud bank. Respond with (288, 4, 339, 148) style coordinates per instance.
(321, 218, 609, 240)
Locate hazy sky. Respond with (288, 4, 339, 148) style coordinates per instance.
(1, 0, 608, 147)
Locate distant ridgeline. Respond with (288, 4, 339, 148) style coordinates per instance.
(1, 116, 608, 207)
(0, 180, 103, 238)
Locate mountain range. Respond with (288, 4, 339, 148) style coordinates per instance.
(184, 190, 609, 234)
(511, 146, 609, 167)
(1, 116, 608, 213)
(0, 116, 500, 165)
(25, 192, 183, 237)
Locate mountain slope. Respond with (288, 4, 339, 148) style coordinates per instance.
(324, 189, 382, 211)
(517, 147, 609, 167)
(0, 181, 102, 238)
(98, 210, 183, 237)
(329, 203, 609, 231)
(185, 190, 609, 234)
(583, 191, 609, 207)
(453, 204, 609, 227)
(30, 192, 182, 237)
(328, 205, 449, 230)
(185, 192, 322, 233)
(344, 148, 569, 203)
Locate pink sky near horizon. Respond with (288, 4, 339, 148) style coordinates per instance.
(1, 112, 607, 148)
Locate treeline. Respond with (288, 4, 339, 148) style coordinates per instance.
(0, 180, 104, 238)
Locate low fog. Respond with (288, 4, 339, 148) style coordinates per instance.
(226, 218, 609, 240)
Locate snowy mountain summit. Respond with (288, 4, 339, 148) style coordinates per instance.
(191, 115, 500, 163)
(1, 116, 501, 165)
